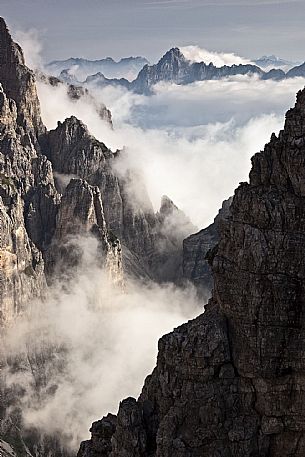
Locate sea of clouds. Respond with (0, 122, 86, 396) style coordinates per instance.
(2, 32, 305, 450)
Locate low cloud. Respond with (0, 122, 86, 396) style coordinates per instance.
(37, 75, 305, 227)
(2, 235, 201, 449)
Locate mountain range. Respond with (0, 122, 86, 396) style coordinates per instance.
(46, 56, 149, 82)
(2, 13, 305, 457)
(54, 47, 305, 95)
(253, 54, 300, 71)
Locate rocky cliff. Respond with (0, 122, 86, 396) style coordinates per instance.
(0, 18, 124, 456)
(0, 18, 122, 322)
(183, 197, 232, 295)
(78, 86, 305, 456)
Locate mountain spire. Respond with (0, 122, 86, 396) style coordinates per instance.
(0, 17, 44, 136)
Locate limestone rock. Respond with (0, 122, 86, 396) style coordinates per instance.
(47, 178, 123, 284)
(0, 17, 45, 137)
(0, 185, 45, 324)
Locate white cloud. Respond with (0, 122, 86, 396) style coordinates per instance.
(37, 75, 305, 227)
(15, 28, 44, 70)
(180, 45, 252, 67)
(3, 235, 201, 449)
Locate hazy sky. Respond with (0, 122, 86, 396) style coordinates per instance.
(0, 0, 304, 63)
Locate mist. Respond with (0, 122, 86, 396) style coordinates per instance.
(1, 235, 201, 448)
(37, 75, 305, 227)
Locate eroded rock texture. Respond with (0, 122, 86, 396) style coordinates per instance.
(183, 197, 232, 295)
(78, 88, 305, 456)
(0, 17, 123, 457)
(0, 18, 123, 322)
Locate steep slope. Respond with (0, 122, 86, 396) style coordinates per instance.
(46, 117, 196, 281)
(0, 23, 57, 323)
(0, 17, 44, 137)
(36, 71, 113, 126)
(183, 197, 232, 295)
(78, 87, 305, 456)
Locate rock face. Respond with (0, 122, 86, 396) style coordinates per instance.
(0, 30, 54, 323)
(48, 178, 123, 284)
(0, 17, 44, 137)
(78, 87, 305, 456)
(0, 17, 124, 457)
(153, 195, 197, 282)
(183, 197, 232, 295)
(46, 118, 197, 281)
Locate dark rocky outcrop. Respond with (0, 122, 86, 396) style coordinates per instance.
(183, 197, 232, 295)
(78, 86, 305, 456)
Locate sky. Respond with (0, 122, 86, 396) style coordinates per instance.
(0, 0, 305, 63)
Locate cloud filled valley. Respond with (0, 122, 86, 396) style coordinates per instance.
(37, 74, 305, 227)
(2, 18, 305, 457)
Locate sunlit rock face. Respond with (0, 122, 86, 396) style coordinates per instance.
(0, 22, 55, 324)
(0, 16, 125, 324)
(78, 87, 305, 456)
(0, 17, 45, 137)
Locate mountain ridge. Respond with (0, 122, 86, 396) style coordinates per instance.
(54, 47, 305, 95)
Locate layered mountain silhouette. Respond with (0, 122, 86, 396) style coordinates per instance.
(46, 56, 149, 81)
(53, 47, 305, 95)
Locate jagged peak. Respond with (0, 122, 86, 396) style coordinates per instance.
(159, 195, 179, 215)
(0, 17, 25, 66)
(0, 17, 44, 136)
(159, 47, 186, 65)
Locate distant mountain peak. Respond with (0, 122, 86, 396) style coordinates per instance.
(161, 47, 186, 63)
